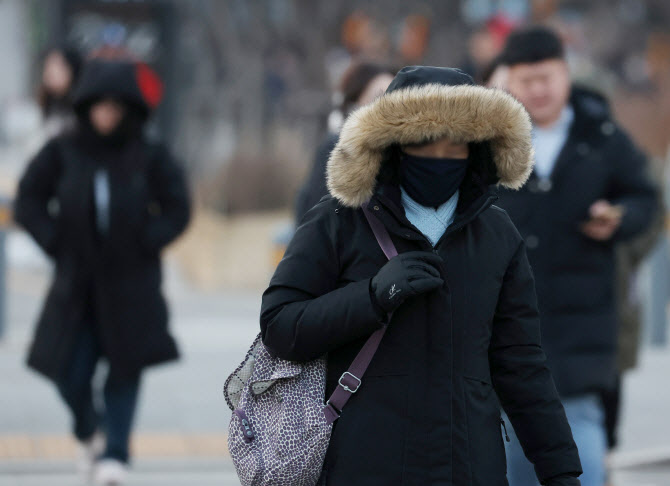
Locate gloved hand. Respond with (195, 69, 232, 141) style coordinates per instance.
(370, 251, 444, 314)
(544, 475, 581, 486)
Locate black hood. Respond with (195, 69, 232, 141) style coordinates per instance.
(385, 66, 475, 93)
(72, 59, 155, 117)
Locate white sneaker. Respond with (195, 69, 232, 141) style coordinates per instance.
(93, 459, 128, 485)
(76, 432, 105, 476)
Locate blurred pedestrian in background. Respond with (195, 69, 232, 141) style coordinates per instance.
(481, 54, 509, 89)
(294, 61, 395, 223)
(495, 26, 659, 486)
(263, 66, 582, 486)
(460, 14, 516, 83)
(13, 57, 191, 485)
(36, 45, 83, 141)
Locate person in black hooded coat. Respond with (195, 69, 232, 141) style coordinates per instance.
(14, 58, 190, 481)
(260, 66, 582, 486)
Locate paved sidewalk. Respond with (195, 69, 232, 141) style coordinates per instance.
(0, 458, 240, 486)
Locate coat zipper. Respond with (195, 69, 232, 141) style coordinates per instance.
(432, 194, 499, 251)
(500, 417, 511, 442)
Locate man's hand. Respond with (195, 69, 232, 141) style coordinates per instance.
(580, 200, 624, 241)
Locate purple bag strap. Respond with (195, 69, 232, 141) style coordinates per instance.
(323, 204, 397, 425)
(361, 205, 399, 260)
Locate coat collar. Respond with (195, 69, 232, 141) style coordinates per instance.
(537, 86, 615, 184)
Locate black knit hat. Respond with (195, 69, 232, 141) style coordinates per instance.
(385, 66, 474, 93)
(499, 26, 564, 67)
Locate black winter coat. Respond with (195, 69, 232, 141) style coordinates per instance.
(261, 72, 581, 486)
(15, 133, 190, 381)
(496, 88, 658, 397)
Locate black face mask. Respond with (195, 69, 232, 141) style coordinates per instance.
(399, 152, 469, 208)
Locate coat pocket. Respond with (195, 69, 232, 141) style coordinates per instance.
(463, 376, 508, 486)
(326, 375, 409, 485)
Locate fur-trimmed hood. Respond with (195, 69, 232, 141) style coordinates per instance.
(326, 67, 534, 208)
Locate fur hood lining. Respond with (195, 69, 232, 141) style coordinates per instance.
(326, 84, 534, 208)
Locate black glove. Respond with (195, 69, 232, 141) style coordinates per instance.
(544, 475, 581, 486)
(370, 251, 444, 314)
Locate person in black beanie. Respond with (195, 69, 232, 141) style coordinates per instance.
(495, 26, 659, 486)
(14, 58, 190, 485)
(261, 65, 582, 485)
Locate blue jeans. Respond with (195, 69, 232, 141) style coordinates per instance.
(503, 394, 606, 486)
(56, 327, 141, 463)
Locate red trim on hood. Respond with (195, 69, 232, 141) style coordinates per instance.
(135, 63, 163, 109)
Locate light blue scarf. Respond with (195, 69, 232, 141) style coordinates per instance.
(400, 187, 459, 247)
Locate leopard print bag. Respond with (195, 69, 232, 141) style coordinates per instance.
(224, 335, 331, 485)
(223, 205, 396, 485)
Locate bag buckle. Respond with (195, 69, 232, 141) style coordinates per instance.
(338, 371, 362, 393)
